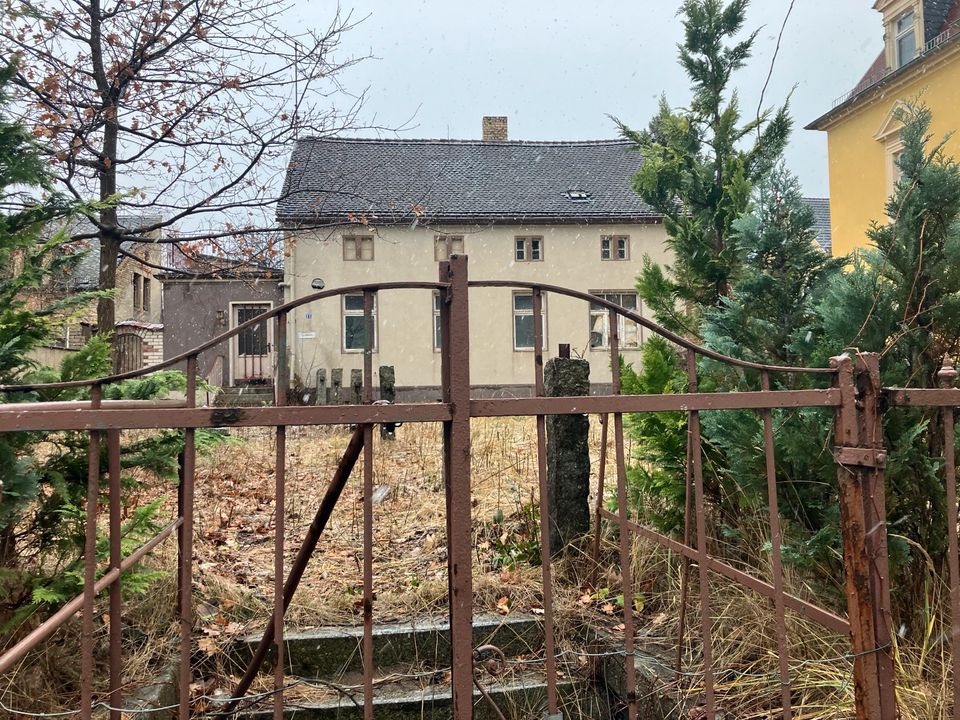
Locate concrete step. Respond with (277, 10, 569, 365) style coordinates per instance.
(214, 387, 275, 407)
(232, 669, 608, 720)
(232, 614, 544, 679)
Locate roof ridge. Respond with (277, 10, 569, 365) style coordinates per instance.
(294, 136, 634, 147)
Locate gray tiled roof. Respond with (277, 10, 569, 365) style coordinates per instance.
(802, 197, 832, 254)
(925, 0, 955, 42)
(278, 138, 660, 224)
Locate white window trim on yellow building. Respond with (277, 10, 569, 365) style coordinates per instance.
(874, 101, 908, 198)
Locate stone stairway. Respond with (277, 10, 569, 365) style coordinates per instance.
(214, 385, 275, 407)
(227, 613, 612, 719)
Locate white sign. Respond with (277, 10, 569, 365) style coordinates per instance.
(298, 331, 316, 339)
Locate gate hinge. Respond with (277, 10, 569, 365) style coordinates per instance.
(834, 446, 887, 469)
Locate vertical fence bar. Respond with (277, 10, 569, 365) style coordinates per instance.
(179, 357, 197, 720)
(609, 307, 637, 720)
(362, 290, 375, 720)
(675, 430, 693, 678)
(940, 359, 960, 719)
(590, 413, 609, 587)
(760, 371, 791, 719)
(107, 429, 123, 720)
(686, 351, 716, 717)
(80, 384, 102, 720)
(439, 256, 473, 719)
(274, 311, 288, 720)
(532, 288, 559, 716)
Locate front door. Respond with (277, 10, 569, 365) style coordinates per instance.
(231, 303, 272, 385)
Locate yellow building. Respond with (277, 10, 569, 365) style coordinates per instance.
(807, 0, 960, 257)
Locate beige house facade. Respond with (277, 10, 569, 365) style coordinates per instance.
(278, 120, 669, 398)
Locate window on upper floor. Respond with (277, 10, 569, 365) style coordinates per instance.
(896, 10, 917, 68)
(589, 292, 640, 349)
(133, 272, 143, 310)
(513, 291, 546, 351)
(435, 235, 464, 261)
(515, 236, 543, 262)
(601, 235, 629, 261)
(142, 276, 152, 312)
(343, 235, 374, 261)
(342, 292, 378, 352)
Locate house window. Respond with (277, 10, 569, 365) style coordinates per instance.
(515, 236, 543, 262)
(343, 235, 374, 261)
(433, 291, 442, 351)
(589, 292, 640, 349)
(142, 276, 151, 312)
(601, 235, 629, 261)
(133, 272, 143, 310)
(513, 292, 546, 351)
(896, 11, 916, 68)
(342, 292, 377, 352)
(435, 235, 464, 261)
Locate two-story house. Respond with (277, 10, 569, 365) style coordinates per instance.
(278, 117, 670, 399)
(807, 0, 960, 257)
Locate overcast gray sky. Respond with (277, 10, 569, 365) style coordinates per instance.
(292, 1, 883, 198)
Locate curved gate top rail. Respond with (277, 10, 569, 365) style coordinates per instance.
(0, 271, 835, 394)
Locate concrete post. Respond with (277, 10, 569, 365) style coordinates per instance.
(351, 369, 363, 405)
(315, 369, 327, 405)
(544, 355, 591, 553)
(379, 365, 397, 439)
(330, 369, 343, 405)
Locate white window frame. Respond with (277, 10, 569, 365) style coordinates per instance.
(343, 235, 374, 261)
(589, 291, 641, 350)
(514, 236, 543, 262)
(601, 235, 629, 261)
(342, 292, 378, 353)
(512, 291, 547, 351)
(895, 10, 916, 68)
(435, 235, 464, 262)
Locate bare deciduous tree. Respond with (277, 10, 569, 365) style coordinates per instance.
(2, 0, 371, 331)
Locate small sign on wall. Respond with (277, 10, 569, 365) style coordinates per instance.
(304, 311, 313, 320)
(298, 331, 317, 339)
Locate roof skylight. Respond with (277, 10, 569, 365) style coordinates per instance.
(565, 190, 592, 202)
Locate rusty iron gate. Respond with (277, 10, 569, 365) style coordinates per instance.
(0, 254, 956, 719)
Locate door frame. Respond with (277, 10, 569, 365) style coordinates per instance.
(229, 301, 274, 386)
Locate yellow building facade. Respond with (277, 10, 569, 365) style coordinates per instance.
(808, 0, 960, 257)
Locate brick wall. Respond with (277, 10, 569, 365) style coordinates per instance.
(141, 327, 164, 367)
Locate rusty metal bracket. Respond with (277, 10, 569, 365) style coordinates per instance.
(834, 446, 887, 469)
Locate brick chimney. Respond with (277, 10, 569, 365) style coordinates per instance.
(482, 116, 508, 142)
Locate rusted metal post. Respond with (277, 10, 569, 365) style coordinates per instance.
(590, 413, 609, 588)
(610, 307, 638, 720)
(180, 357, 197, 720)
(940, 359, 960, 718)
(362, 289, 375, 720)
(760, 371, 792, 719)
(107, 429, 123, 720)
(274, 311, 287, 720)
(440, 255, 473, 719)
(686, 350, 716, 717)
(831, 353, 897, 720)
(532, 287, 559, 716)
(80, 384, 101, 720)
